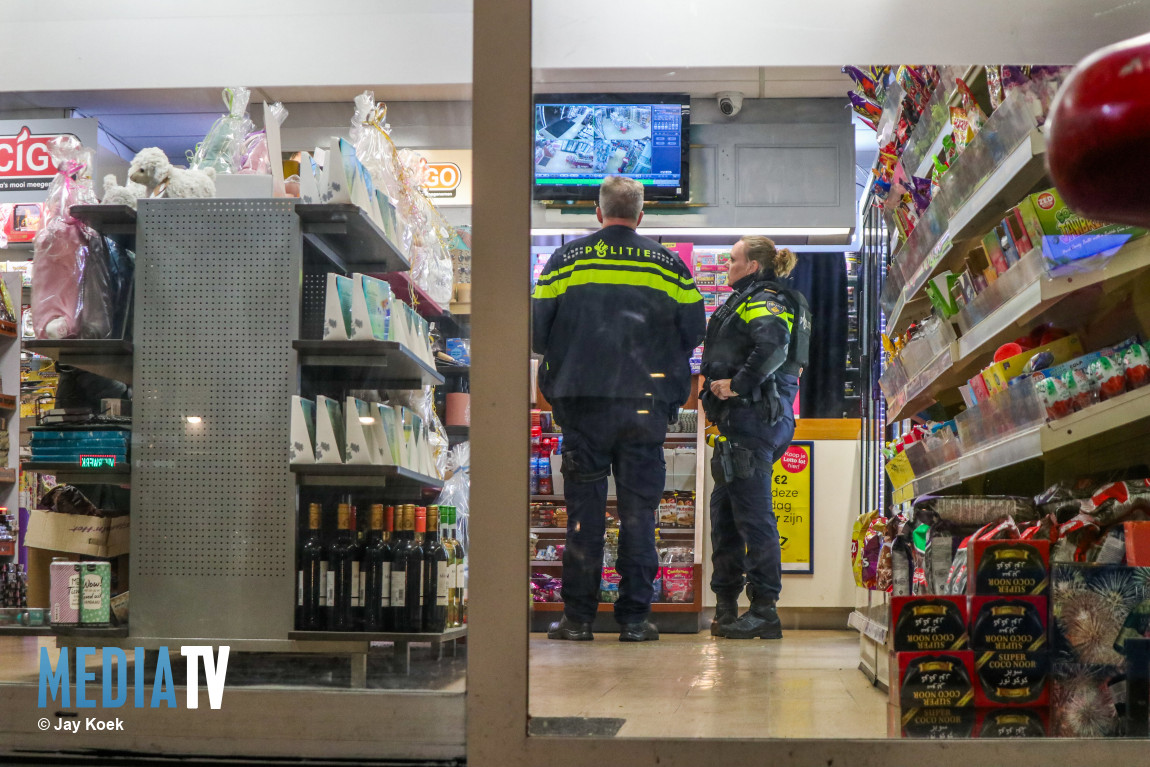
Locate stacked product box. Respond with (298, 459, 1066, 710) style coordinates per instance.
(967, 538, 1051, 735)
(890, 538, 1052, 738)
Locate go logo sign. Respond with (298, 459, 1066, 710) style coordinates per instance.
(421, 161, 462, 199)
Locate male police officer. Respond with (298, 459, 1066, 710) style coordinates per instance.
(532, 176, 705, 642)
(701, 236, 810, 640)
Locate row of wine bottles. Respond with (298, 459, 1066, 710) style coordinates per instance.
(296, 502, 466, 633)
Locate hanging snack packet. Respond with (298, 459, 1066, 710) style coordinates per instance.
(849, 91, 883, 122)
(1091, 353, 1127, 401)
(1124, 343, 1150, 389)
(986, 66, 1006, 111)
(950, 106, 974, 152)
(843, 66, 880, 101)
(942, 133, 959, 165)
(955, 78, 988, 135)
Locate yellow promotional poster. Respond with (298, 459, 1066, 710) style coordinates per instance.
(774, 441, 814, 573)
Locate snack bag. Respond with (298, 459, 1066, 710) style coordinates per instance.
(1091, 353, 1127, 401)
(950, 106, 974, 152)
(848, 91, 882, 122)
(842, 66, 880, 101)
(955, 78, 988, 134)
(985, 66, 1006, 111)
(1124, 344, 1150, 389)
(861, 516, 887, 589)
(852, 510, 875, 587)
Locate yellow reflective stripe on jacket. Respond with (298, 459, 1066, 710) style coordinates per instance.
(533, 268, 703, 304)
(533, 264, 702, 304)
(535, 257, 696, 290)
(736, 303, 794, 331)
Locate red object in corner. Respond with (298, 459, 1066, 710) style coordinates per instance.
(1047, 32, 1150, 228)
(993, 343, 1023, 363)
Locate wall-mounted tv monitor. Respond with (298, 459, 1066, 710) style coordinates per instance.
(533, 93, 690, 203)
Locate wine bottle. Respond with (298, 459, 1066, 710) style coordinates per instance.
(329, 503, 355, 631)
(406, 507, 426, 632)
(391, 506, 414, 631)
(380, 505, 396, 630)
(362, 504, 389, 631)
(350, 504, 364, 630)
(423, 506, 449, 633)
(442, 507, 457, 629)
(447, 506, 466, 628)
(298, 503, 325, 630)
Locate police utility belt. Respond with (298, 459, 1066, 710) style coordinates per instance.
(711, 434, 773, 483)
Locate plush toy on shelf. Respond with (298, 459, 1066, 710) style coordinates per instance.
(100, 173, 146, 210)
(128, 147, 216, 199)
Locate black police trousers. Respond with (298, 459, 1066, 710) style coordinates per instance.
(710, 410, 795, 604)
(553, 398, 668, 625)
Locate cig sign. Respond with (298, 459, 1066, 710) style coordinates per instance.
(0, 118, 98, 202)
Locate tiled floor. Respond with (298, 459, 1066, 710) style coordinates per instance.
(530, 629, 888, 738)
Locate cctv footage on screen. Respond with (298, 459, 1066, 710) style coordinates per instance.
(533, 102, 683, 189)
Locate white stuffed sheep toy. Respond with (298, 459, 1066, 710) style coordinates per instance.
(100, 174, 147, 210)
(128, 147, 216, 199)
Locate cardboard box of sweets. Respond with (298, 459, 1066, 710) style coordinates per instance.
(890, 596, 968, 652)
(1017, 187, 1146, 267)
(969, 539, 1049, 596)
(891, 651, 976, 710)
(969, 596, 1048, 652)
(973, 650, 1050, 708)
(975, 708, 1049, 738)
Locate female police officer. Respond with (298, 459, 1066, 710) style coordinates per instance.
(700, 235, 810, 640)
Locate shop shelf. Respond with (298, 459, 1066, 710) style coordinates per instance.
(884, 100, 1048, 334)
(847, 609, 889, 644)
(23, 339, 134, 384)
(0, 469, 16, 483)
(291, 463, 445, 493)
(0, 323, 17, 339)
(296, 203, 411, 272)
(531, 602, 700, 613)
(0, 394, 14, 410)
(69, 204, 137, 235)
(375, 271, 447, 322)
(1042, 383, 1150, 455)
(530, 560, 563, 566)
(436, 361, 470, 375)
(0, 625, 54, 636)
(886, 236, 1150, 422)
(288, 626, 467, 644)
(52, 625, 130, 638)
(293, 340, 444, 387)
(22, 461, 131, 485)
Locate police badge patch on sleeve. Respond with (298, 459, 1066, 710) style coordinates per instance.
(765, 300, 785, 315)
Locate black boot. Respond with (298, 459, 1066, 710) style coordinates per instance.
(619, 620, 659, 642)
(548, 615, 593, 641)
(721, 599, 782, 640)
(710, 597, 738, 637)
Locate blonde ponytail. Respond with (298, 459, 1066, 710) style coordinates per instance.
(740, 235, 798, 278)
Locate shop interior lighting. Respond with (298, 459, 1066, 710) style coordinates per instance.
(358, 416, 376, 425)
(185, 416, 203, 424)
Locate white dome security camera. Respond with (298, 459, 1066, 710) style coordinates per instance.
(717, 91, 744, 117)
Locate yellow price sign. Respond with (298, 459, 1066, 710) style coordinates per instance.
(773, 441, 813, 574)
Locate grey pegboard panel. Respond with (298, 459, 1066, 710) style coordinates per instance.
(131, 199, 299, 641)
